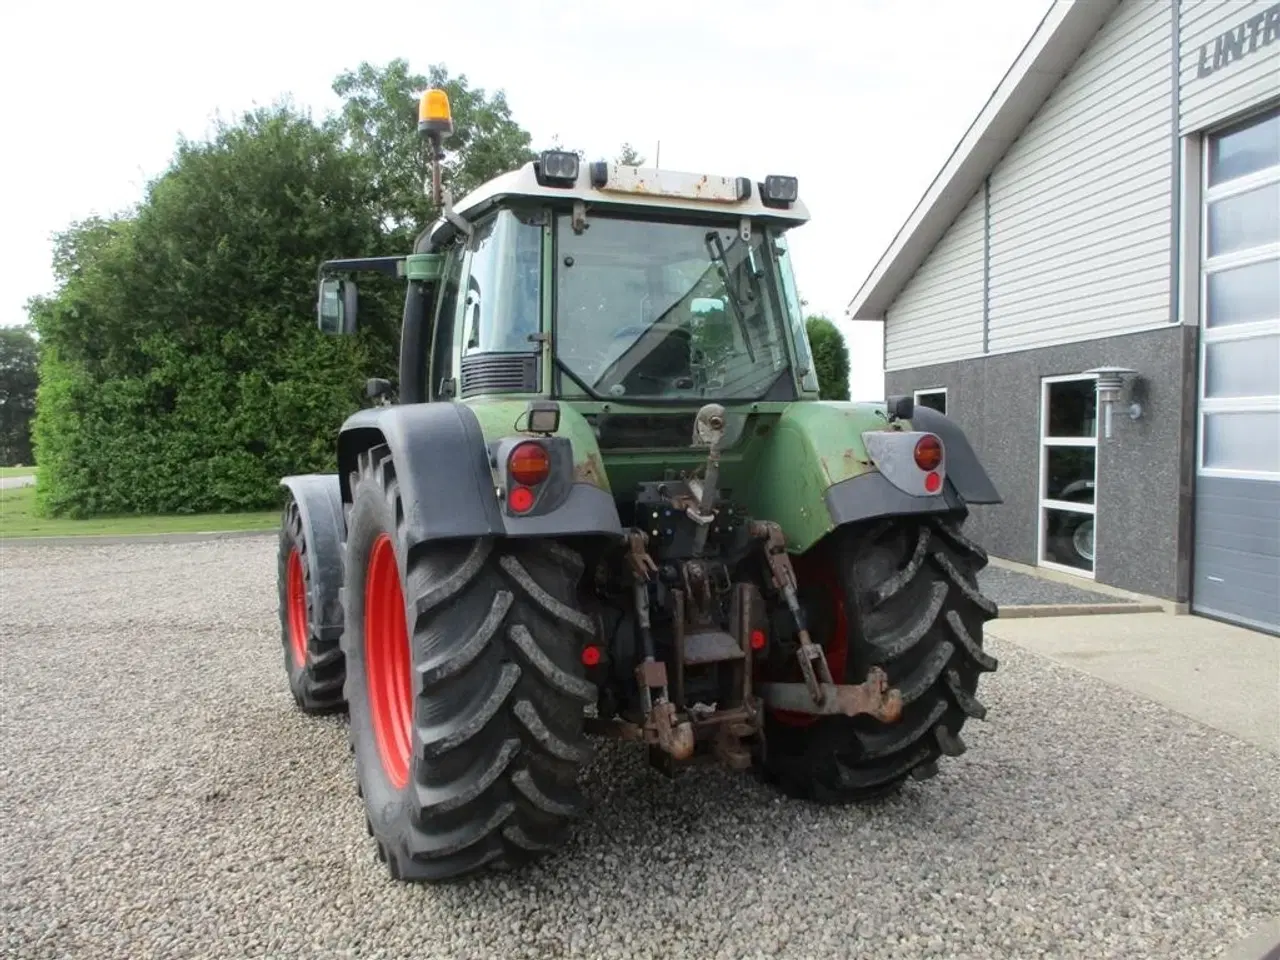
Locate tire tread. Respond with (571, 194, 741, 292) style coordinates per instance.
(760, 513, 997, 803)
(344, 446, 596, 883)
(277, 494, 346, 714)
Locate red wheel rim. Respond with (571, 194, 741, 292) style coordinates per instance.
(286, 548, 308, 670)
(364, 534, 413, 789)
(770, 549, 849, 729)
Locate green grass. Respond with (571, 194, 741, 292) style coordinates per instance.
(0, 485, 279, 539)
(0, 465, 37, 478)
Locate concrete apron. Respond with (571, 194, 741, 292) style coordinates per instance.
(1223, 920, 1280, 960)
(988, 611, 1280, 756)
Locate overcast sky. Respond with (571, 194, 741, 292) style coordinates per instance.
(5, 0, 1051, 400)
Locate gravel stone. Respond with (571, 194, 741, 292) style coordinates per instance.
(978, 566, 1123, 607)
(2, 535, 1276, 960)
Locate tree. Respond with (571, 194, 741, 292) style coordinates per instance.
(329, 60, 536, 245)
(0, 325, 39, 466)
(805, 315, 851, 401)
(31, 105, 386, 517)
(538, 140, 645, 165)
(615, 143, 645, 165)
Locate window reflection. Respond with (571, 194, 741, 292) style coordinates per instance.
(1045, 380, 1097, 438)
(1209, 107, 1280, 186)
(1045, 447, 1096, 502)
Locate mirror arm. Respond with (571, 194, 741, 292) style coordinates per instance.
(318, 256, 406, 278)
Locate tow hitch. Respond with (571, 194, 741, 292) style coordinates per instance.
(758, 667, 903, 721)
(747, 520, 903, 722)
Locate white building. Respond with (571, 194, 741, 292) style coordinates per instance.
(847, 0, 1279, 634)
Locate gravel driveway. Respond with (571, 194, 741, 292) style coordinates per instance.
(2, 536, 1276, 960)
(977, 566, 1124, 607)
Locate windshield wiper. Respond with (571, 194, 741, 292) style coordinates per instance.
(704, 231, 756, 363)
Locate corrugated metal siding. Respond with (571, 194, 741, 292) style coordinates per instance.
(986, 0, 1174, 355)
(1192, 475, 1280, 633)
(1180, 0, 1280, 134)
(883, 186, 984, 372)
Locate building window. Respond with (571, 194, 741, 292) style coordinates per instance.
(914, 387, 947, 415)
(1199, 104, 1280, 481)
(1039, 375, 1097, 577)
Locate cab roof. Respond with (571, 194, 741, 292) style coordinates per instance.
(427, 158, 809, 247)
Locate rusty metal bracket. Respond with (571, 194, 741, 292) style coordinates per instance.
(688, 404, 727, 555)
(651, 700, 695, 761)
(632, 659, 695, 761)
(758, 667, 903, 722)
(626, 528, 658, 581)
(750, 519, 835, 705)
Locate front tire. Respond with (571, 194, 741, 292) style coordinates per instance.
(759, 513, 998, 802)
(342, 445, 597, 882)
(276, 492, 345, 715)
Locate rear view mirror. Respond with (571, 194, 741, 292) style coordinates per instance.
(317, 277, 359, 335)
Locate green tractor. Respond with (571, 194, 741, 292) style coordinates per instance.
(276, 89, 1002, 883)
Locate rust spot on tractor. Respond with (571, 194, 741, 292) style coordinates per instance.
(575, 453, 605, 487)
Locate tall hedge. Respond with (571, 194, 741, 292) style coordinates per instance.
(30, 61, 541, 518)
(31, 108, 387, 516)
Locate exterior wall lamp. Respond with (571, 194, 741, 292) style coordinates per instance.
(1084, 367, 1142, 439)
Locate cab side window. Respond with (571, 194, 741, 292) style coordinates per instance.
(460, 209, 543, 356)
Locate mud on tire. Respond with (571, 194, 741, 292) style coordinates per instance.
(759, 513, 998, 802)
(277, 492, 346, 714)
(342, 444, 597, 882)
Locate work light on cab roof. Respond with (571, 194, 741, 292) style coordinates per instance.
(531, 148, 800, 210)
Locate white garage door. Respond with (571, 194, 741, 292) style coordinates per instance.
(1193, 103, 1280, 635)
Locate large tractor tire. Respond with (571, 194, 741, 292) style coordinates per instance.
(277, 492, 346, 714)
(759, 513, 998, 803)
(341, 445, 597, 882)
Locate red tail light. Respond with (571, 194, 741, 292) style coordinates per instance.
(508, 441, 551, 486)
(508, 485, 535, 513)
(914, 435, 943, 471)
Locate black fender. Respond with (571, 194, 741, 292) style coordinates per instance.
(909, 406, 1002, 505)
(825, 471, 970, 528)
(279, 473, 346, 633)
(824, 407, 1000, 529)
(336, 402, 624, 545)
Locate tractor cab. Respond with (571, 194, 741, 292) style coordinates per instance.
(316, 112, 824, 412)
(413, 155, 825, 409)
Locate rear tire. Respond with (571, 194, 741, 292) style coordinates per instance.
(342, 444, 597, 882)
(758, 513, 998, 802)
(276, 492, 345, 715)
